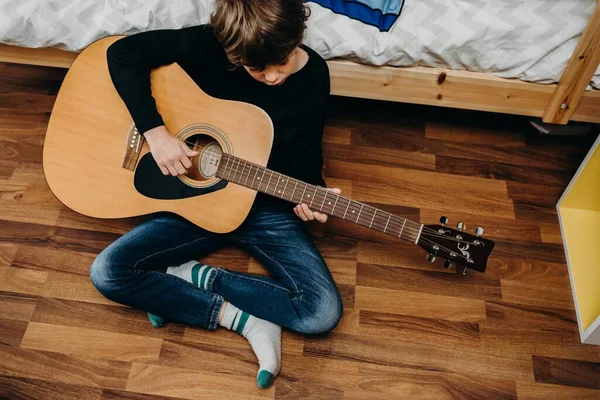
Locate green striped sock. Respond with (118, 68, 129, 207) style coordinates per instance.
(219, 302, 281, 389)
(146, 312, 164, 328)
(166, 261, 215, 291)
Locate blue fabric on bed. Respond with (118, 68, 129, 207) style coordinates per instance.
(306, 0, 404, 31)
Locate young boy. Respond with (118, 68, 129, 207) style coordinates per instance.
(89, 0, 343, 389)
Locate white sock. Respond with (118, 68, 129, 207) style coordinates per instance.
(219, 302, 282, 389)
(166, 260, 215, 291)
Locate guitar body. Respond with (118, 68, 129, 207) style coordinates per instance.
(43, 36, 274, 233)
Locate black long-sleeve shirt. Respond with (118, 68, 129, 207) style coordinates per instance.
(106, 24, 329, 208)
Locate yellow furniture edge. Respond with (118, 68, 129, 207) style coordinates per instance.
(557, 133, 600, 345)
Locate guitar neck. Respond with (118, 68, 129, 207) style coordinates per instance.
(217, 153, 423, 244)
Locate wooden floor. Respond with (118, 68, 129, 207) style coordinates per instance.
(1, 61, 600, 400)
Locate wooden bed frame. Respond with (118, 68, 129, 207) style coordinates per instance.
(1, 3, 599, 125)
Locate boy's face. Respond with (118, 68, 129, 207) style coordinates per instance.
(242, 47, 299, 86)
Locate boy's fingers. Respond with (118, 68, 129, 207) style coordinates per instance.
(166, 164, 178, 176)
(182, 142, 199, 156)
(158, 164, 170, 176)
(302, 204, 315, 220)
(314, 212, 328, 223)
(295, 205, 307, 221)
(173, 160, 187, 175)
(180, 154, 192, 169)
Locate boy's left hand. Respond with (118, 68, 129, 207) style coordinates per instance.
(294, 188, 342, 223)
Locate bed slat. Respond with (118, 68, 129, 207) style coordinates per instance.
(542, 3, 600, 124)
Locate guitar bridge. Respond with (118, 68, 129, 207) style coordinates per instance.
(122, 124, 145, 171)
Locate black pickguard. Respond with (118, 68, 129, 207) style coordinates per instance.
(134, 153, 227, 199)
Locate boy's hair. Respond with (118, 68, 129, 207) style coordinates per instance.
(210, 0, 310, 70)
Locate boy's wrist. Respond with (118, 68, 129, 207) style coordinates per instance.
(143, 125, 168, 143)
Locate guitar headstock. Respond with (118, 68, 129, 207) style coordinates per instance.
(417, 216, 495, 274)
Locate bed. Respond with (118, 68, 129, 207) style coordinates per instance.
(1, 0, 599, 124)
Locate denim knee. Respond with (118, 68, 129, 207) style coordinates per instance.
(298, 289, 344, 335)
(89, 250, 131, 301)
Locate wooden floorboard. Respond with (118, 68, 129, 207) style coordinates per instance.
(1, 61, 599, 399)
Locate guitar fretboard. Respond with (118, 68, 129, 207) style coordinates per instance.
(216, 153, 423, 243)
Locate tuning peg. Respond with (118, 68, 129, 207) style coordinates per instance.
(474, 227, 484, 237)
(457, 221, 465, 231)
(426, 253, 437, 263)
(439, 216, 449, 226)
(444, 260, 453, 269)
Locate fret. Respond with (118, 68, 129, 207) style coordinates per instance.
(273, 173, 280, 196)
(369, 208, 377, 228)
(236, 159, 242, 182)
(236, 160, 242, 184)
(259, 170, 267, 192)
(226, 157, 233, 180)
(233, 158, 240, 182)
(223, 156, 231, 179)
(319, 190, 328, 211)
(332, 195, 339, 216)
(228, 158, 234, 181)
(383, 214, 391, 233)
(240, 160, 248, 186)
(266, 171, 273, 193)
(399, 219, 406, 239)
(309, 186, 318, 207)
(242, 161, 250, 187)
(277, 176, 285, 197)
(282, 177, 289, 199)
(251, 165, 259, 190)
(291, 180, 298, 202)
(247, 163, 253, 185)
(300, 184, 308, 203)
(343, 199, 351, 219)
(356, 204, 364, 223)
(415, 224, 423, 244)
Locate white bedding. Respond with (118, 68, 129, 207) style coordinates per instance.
(0, 0, 598, 88)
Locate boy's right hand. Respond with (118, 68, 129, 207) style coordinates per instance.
(144, 125, 199, 176)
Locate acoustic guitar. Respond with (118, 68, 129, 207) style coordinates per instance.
(43, 36, 494, 274)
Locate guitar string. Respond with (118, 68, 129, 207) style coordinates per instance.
(217, 154, 479, 263)
(194, 149, 422, 236)
(219, 155, 487, 246)
(154, 141, 445, 240)
(219, 156, 483, 243)
(156, 143, 484, 243)
(217, 153, 419, 229)
(135, 138, 484, 263)
(174, 144, 448, 243)
(221, 156, 492, 253)
(220, 158, 426, 238)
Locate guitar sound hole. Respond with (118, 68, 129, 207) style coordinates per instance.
(181, 133, 224, 183)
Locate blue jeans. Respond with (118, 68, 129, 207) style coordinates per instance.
(89, 203, 343, 334)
